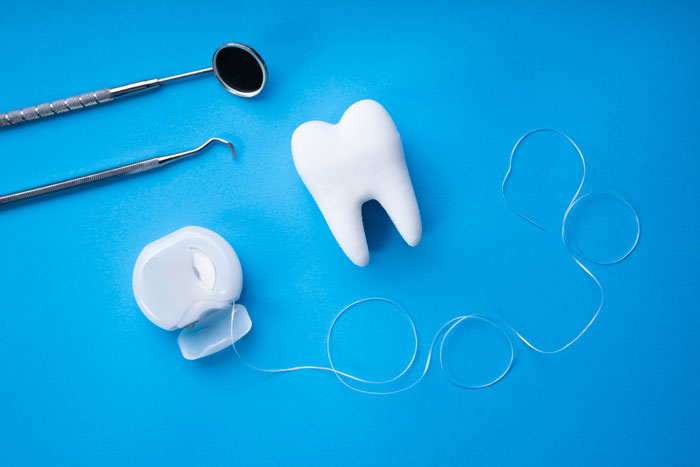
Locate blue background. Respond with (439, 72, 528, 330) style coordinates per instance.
(1, 1, 699, 465)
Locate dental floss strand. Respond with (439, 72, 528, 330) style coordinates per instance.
(501, 129, 640, 353)
(231, 129, 640, 392)
(231, 298, 515, 394)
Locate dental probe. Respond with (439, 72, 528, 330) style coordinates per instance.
(0, 138, 235, 206)
(0, 42, 266, 128)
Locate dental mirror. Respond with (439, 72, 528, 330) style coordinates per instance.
(0, 42, 267, 128)
(212, 42, 267, 97)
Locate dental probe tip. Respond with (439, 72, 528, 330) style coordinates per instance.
(206, 137, 236, 159)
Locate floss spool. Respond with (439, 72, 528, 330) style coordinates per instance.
(133, 226, 252, 360)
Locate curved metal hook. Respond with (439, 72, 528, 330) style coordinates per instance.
(158, 137, 235, 165)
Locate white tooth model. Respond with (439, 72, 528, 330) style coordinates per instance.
(132, 226, 252, 360)
(292, 99, 422, 266)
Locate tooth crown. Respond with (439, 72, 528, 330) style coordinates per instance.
(292, 100, 422, 266)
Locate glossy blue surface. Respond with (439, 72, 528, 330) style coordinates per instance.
(1, 1, 699, 465)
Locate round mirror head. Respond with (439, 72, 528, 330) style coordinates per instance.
(212, 43, 267, 98)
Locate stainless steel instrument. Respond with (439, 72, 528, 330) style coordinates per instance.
(0, 43, 266, 128)
(0, 138, 235, 206)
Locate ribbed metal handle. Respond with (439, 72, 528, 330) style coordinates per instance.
(0, 158, 160, 205)
(0, 89, 113, 128)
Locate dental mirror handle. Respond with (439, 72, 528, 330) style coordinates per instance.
(0, 137, 234, 206)
(0, 68, 212, 129)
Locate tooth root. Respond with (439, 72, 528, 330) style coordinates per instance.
(318, 198, 369, 267)
(376, 171, 422, 247)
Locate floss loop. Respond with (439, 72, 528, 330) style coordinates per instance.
(562, 192, 641, 265)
